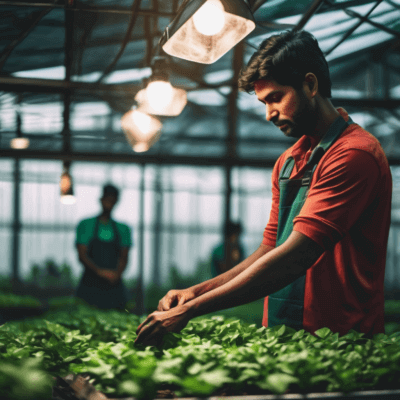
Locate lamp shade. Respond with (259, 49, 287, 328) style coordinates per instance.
(121, 109, 162, 152)
(10, 137, 29, 149)
(161, 0, 255, 64)
(135, 84, 187, 116)
(60, 170, 76, 205)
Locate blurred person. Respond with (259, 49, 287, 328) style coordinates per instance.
(75, 184, 132, 310)
(135, 30, 392, 345)
(211, 222, 245, 278)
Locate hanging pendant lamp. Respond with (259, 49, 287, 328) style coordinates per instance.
(60, 161, 76, 205)
(10, 103, 29, 149)
(135, 57, 187, 117)
(121, 109, 162, 152)
(160, 0, 256, 64)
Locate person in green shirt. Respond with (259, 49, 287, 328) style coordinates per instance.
(211, 222, 245, 278)
(75, 184, 132, 310)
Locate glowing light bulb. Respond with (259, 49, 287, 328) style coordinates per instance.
(133, 142, 150, 152)
(60, 195, 76, 205)
(132, 110, 154, 134)
(146, 81, 174, 113)
(193, 0, 225, 36)
(10, 137, 29, 149)
(121, 109, 162, 152)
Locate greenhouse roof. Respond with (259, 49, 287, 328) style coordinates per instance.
(1, 0, 400, 166)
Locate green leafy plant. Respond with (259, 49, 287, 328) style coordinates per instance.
(1, 306, 400, 399)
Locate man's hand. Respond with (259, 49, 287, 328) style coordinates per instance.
(97, 269, 120, 285)
(135, 305, 193, 346)
(157, 288, 196, 311)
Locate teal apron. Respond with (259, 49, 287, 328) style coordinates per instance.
(267, 116, 354, 330)
(76, 217, 128, 310)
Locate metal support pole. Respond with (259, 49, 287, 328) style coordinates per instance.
(223, 42, 244, 272)
(63, 1, 74, 155)
(153, 165, 162, 287)
(136, 163, 146, 315)
(11, 158, 21, 288)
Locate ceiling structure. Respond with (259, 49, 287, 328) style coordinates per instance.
(0, 0, 400, 167)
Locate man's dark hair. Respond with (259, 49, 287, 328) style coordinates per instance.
(102, 184, 119, 199)
(225, 221, 242, 236)
(238, 30, 331, 98)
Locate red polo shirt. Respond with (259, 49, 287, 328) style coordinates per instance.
(262, 108, 392, 337)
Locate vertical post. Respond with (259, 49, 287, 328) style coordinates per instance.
(136, 163, 146, 315)
(223, 42, 244, 272)
(11, 158, 21, 288)
(63, 0, 74, 156)
(153, 165, 162, 287)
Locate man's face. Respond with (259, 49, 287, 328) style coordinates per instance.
(254, 79, 317, 139)
(101, 195, 118, 213)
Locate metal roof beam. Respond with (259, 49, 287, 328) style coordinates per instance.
(0, 76, 141, 95)
(2, 148, 400, 167)
(0, 2, 175, 17)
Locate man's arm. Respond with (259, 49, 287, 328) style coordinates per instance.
(116, 247, 130, 278)
(193, 243, 274, 297)
(189, 231, 323, 317)
(77, 244, 102, 275)
(158, 243, 274, 311)
(135, 231, 323, 344)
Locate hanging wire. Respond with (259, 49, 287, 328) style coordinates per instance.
(0, 1, 56, 72)
(342, 6, 400, 38)
(324, 0, 383, 56)
(97, 0, 143, 83)
(385, 0, 400, 10)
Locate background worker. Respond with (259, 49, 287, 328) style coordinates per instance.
(75, 184, 132, 310)
(135, 30, 392, 345)
(211, 221, 245, 277)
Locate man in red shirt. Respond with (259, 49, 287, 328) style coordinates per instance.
(135, 30, 392, 345)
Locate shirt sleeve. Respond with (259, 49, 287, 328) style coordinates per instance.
(118, 223, 133, 247)
(293, 148, 380, 251)
(76, 219, 93, 246)
(262, 154, 286, 247)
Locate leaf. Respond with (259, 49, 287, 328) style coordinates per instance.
(180, 376, 214, 395)
(266, 373, 299, 394)
(119, 380, 140, 396)
(292, 329, 306, 340)
(315, 327, 333, 340)
(199, 369, 231, 386)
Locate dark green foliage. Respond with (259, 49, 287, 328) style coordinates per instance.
(1, 306, 400, 399)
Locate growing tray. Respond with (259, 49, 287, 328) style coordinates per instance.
(51, 374, 400, 400)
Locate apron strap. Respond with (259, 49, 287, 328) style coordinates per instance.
(279, 157, 295, 180)
(279, 116, 355, 186)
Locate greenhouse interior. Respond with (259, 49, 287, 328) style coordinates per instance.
(1, 0, 400, 399)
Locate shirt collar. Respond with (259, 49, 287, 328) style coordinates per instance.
(288, 108, 349, 163)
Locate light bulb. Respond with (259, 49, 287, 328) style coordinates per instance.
(193, 0, 225, 36)
(133, 142, 150, 152)
(10, 137, 29, 149)
(60, 195, 76, 205)
(131, 110, 154, 134)
(146, 81, 174, 113)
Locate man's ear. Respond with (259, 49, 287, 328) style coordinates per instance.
(304, 73, 318, 98)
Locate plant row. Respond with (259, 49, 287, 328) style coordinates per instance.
(1, 305, 400, 399)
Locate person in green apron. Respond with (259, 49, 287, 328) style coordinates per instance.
(135, 30, 391, 345)
(75, 184, 133, 310)
(211, 222, 245, 278)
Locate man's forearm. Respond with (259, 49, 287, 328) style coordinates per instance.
(190, 244, 274, 298)
(79, 254, 101, 275)
(188, 232, 323, 318)
(116, 258, 128, 277)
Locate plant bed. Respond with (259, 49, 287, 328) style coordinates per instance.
(0, 292, 46, 324)
(1, 306, 400, 400)
(0, 305, 46, 324)
(50, 373, 400, 400)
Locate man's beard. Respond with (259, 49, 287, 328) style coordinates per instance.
(279, 94, 317, 139)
